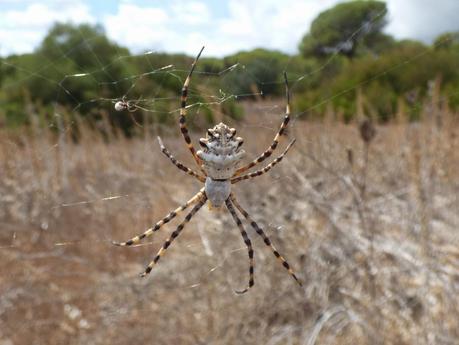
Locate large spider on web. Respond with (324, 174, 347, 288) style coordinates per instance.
(113, 47, 302, 294)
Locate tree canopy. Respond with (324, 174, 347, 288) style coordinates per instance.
(1, 4, 459, 132)
(299, 0, 389, 58)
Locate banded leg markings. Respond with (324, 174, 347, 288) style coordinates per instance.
(226, 198, 255, 294)
(232, 139, 296, 184)
(141, 196, 207, 277)
(230, 194, 303, 287)
(179, 47, 206, 174)
(157, 136, 206, 182)
(234, 73, 291, 176)
(112, 190, 205, 247)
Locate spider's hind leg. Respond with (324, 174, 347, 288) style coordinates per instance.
(141, 195, 207, 276)
(225, 198, 254, 294)
(229, 194, 303, 287)
(112, 189, 205, 246)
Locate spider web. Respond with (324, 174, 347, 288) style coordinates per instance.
(2, 9, 459, 344)
(1, 8, 458, 296)
(0, 33, 271, 292)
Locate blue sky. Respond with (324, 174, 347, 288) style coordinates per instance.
(1, 0, 459, 57)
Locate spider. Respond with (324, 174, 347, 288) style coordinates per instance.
(114, 96, 139, 113)
(113, 47, 302, 294)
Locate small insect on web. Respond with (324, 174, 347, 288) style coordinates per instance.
(112, 46, 303, 294)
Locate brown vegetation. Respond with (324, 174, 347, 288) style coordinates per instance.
(1, 100, 458, 345)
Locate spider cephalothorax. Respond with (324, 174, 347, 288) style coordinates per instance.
(197, 123, 246, 208)
(197, 123, 245, 179)
(113, 47, 302, 294)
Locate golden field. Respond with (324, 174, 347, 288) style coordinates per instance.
(1, 100, 458, 345)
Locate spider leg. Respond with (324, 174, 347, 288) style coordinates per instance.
(231, 139, 295, 184)
(179, 46, 207, 175)
(229, 194, 303, 287)
(157, 136, 206, 182)
(234, 72, 291, 176)
(141, 195, 207, 277)
(112, 189, 205, 246)
(225, 198, 254, 294)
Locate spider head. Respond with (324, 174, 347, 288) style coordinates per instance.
(197, 122, 246, 179)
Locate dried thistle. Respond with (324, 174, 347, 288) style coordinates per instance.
(346, 147, 354, 166)
(359, 118, 376, 144)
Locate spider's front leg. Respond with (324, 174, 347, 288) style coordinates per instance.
(231, 139, 295, 184)
(234, 72, 292, 176)
(179, 46, 207, 175)
(225, 198, 254, 294)
(157, 136, 206, 182)
(229, 194, 303, 287)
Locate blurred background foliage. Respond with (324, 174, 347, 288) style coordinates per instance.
(1, 0, 459, 134)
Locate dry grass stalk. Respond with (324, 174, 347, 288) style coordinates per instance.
(0, 101, 458, 345)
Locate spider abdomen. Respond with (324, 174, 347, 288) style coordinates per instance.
(205, 177, 231, 208)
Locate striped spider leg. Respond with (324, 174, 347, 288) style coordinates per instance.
(113, 189, 205, 248)
(233, 72, 292, 177)
(141, 194, 207, 277)
(225, 198, 254, 294)
(231, 138, 296, 184)
(229, 194, 303, 288)
(113, 190, 206, 277)
(179, 46, 207, 176)
(157, 136, 206, 183)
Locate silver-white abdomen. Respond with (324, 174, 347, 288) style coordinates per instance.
(204, 177, 231, 208)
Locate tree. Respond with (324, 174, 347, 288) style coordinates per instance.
(222, 49, 289, 97)
(0, 24, 140, 131)
(38, 23, 129, 68)
(299, 1, 388, 58)
(434, 32, 459, 50)
(33, 23, 131, 106)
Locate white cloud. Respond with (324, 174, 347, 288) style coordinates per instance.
(0, 2, 95, 55)
(102, 0, 341, 57)
(2, 3, 94, 29)
(385, 0, 459, 43)
(103, 1, 216, 55)
(103, 4, 171, 51)
(211, 0, 341, 56)
(172, 1, 211, 25)
(1, 0, 459, 57)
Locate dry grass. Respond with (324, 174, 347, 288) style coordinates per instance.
(1, 100, 458, 345)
